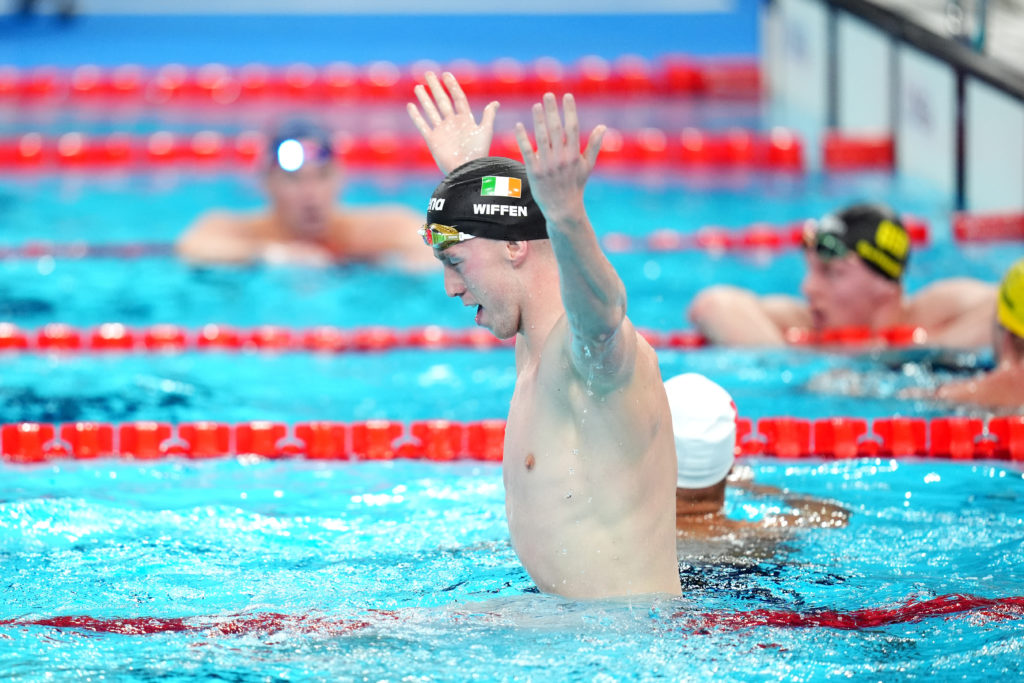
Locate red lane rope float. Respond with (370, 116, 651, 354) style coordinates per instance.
(953, 210, 1024, 242)
(0, 128, 805, 172)
(0, 419, 508, 463)
(2, 416, 1023, 464)
(2, 594, 1022, 636)
(0, 56, 760, 106)
(0, 216, 930, 262)
(0, 323, 940, 354)
(822, 131, 894, 172)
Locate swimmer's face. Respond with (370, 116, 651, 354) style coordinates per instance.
(801, 251, 897, 330)
(265, 152, 341, 240)
(435, 238, 520, 339)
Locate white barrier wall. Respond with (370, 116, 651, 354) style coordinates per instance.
(771, 0, 830, 125)
(966, 78, 1024, 212)
(836, 12, 891, 133)
(896, 45, 957, 201)
(765, 0, 1024, 217)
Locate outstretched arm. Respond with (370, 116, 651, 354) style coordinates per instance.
(407, 71, 499, 176)
(514, 93, 634, 390)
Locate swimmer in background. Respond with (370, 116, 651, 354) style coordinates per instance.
(176, 119, 434, 268)
(408, 71, 681, 599)
(689, 203, 996, 348)
(667, 373, 849, 558)
(932, 257, 1024, 410)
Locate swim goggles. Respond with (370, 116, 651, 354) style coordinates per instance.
(418, 223, 476, 251)
(801, 216, 849, 261)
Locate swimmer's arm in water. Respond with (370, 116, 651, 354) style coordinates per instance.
(688, 286, 808, 347)
(733, 479, 850, 529)
(514, 93, 635, 389)
(177, 212, 334, 266)
(407, 71, 500, 176)
(334, 206, 439, 270)
(176, 211, 264, 264)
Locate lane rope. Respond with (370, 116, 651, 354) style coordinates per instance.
(0, 55, 761, 105)
(0, 128, 804, 171)
(1, 415, 1022, 463)
(2, 594, 1022, 635)
(0, 322, 938, 353)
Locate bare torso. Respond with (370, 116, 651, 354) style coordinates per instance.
(502, 317, 681, 599)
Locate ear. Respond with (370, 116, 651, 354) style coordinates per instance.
(504, 240, 529, 267)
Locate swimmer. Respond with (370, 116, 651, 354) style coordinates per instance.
(667, 373, 849, 552)
(689, 203, 996, 348)
(408, 71, 680, 599)
(933, 257, 1024, 410)
(176, 118, 433, 268)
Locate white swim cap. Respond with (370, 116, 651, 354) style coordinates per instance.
(664, 373, 737, 489)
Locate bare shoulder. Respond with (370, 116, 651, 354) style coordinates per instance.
(760, 294, 812, 329)
(183, 209, 264, 238)
(907, 278, 997, 320)
(340, 204, 421, 229)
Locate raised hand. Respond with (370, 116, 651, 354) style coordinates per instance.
(407, 71, 499, 175)
(513, 92, 605, 225)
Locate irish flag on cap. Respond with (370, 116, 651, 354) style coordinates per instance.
(480, 176, 522, 198)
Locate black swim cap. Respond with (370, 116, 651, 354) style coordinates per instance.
(808, 203, 911, 282)
(426, 157, 547, 241)
(267, 118, 334, 172)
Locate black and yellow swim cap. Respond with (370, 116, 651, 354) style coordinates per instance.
(998, 258, 1024, 339)
(426, 157, 547, 242)
(808, 203, 911, 282)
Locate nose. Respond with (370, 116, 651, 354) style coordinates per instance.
(443, 266, 465, 298)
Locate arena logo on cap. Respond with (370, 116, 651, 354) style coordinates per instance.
(480, 176, 522, 198)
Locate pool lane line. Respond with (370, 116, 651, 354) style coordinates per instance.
(2, 594, 1022, 636)
(3, 415, 1022, 462)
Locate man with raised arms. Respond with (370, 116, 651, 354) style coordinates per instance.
(408, 72, 681, 599)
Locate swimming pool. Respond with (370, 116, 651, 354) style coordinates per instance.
(4, 13, 1024, 667)
(3, 455, 1023, 680)
(1, 164, 1023, 680)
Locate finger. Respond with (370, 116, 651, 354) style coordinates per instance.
(583, 124, 606, 170)
(513, 122, 535, 166)
(425, 71, 454, 119)
(442, 71, 473, 119)
(562, 93, 579, 152)
(407, 103, 432, 139)
(542, 92, 564, 151)
(531, 102, 549, 158)
(479, 100, 500, 133)
(413, 83, 442, 127)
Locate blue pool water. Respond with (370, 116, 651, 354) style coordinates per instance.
(2, 457, 1023, 680)
(2, 30, 1024, 672)
(0, 170, 1020, 424)
(1, 166, 1023, 680)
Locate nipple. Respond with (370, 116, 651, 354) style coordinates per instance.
(524, 453, 535, 471)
